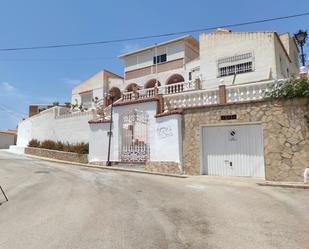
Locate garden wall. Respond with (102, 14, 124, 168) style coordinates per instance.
(17, 107, 96, 147)
(25, 147, 88, 164)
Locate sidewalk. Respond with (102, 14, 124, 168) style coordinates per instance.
(258, 181, 309, 189)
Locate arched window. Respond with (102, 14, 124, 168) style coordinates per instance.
(166, 74, 185, 85)
(125, 83, 139, 92)
(109, 87, 121, 101)
(165, 74, 185, 94)
(144, 79, 161, 89)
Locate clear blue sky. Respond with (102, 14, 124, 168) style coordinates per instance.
(0, 0, 308, 130)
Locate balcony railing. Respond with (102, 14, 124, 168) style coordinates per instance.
(122, 81, 197, 102)
(226, 80, 277, 103)
(163, 88, 219, 111)
(118, 80, 281, 112)
(122, 87, 157, 101)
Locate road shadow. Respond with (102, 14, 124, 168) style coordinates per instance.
(0, 200, 8, 205)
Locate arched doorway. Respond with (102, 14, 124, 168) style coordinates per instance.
(165, 74, 185, 93)
(144, 79, 161, 89)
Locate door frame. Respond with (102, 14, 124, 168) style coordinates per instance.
(199, 121, 264, 175)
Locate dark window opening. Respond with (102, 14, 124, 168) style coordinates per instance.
(189, 72, 192, 81)
(153, 54, 167, 65)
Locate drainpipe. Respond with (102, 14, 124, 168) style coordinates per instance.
(155, 43, 158, 87)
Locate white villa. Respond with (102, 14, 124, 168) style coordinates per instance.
(15, 29, 309, 182)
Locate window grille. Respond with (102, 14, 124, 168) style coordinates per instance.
(218, 52, 254, 77)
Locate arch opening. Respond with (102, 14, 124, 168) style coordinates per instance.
(144, 79, 161, 89)
(166, 74, 185, 85)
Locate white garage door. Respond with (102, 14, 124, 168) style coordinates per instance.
(201, 124, 265, 178)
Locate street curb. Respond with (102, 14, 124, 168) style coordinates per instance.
(257, 182, 309, 189)
(22, 153, 188, 178)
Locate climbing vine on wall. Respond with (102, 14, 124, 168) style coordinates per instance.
(267, 77, 309, 123)
(268, 77, 309, 99)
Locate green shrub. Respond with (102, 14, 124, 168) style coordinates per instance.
(267, 77, 309, 100)
(54, 141, 64, 151)
(28, 139, 40, 148)
(63, 142, 72, 153)
(41, 140, 56, 150)
(72, 142, 89, 154)
(28, 139, 88, 154)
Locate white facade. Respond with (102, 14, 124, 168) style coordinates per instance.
(199, 30, 299, 89)
(119, 35, 199, 88)
(71, 70, 124, 107)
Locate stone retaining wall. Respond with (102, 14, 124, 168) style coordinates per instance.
(25, 147, 88, 164)
(145, 161, 180, 174)
(183, 98, 309, 182)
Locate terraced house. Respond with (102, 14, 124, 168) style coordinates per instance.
(16, 29, 309, 182)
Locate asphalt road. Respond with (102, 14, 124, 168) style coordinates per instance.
(0, 151, 308, 249)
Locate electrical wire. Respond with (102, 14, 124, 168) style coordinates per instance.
(0, 12, 308, 52)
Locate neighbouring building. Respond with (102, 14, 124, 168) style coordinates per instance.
(15, 29, 309, 182)
(29, 104, 54, 117)
(0, 130, 17, 149)
(71, 69, 124, 109)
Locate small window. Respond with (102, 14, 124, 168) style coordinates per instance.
(219, 62, 253, 77)
(189, 72, 192, 81)
(153, 54, 167, 64)
(218, 52, 254, 77)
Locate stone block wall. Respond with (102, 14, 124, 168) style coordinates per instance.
(182, 98, 309, 182)
(25, 147, 88, 164)
(145, 161, 181, 174)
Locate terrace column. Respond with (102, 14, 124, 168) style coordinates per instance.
(219, 84, 227, 105)
(157, 94, 164, 115)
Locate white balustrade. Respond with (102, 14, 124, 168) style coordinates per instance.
(158, 81, 196, 95)
(122, 87, 156, 101)
(121, 81, 197, 102)
(163, 88, 219, 111)
(226, 81, 276, 103)
(137, 88, 156, 99)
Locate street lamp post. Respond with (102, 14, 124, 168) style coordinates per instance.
(106, 90, 116, 166)
(294, 30, 308, 67)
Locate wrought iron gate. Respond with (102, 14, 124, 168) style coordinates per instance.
(120, 109, 149, 163)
